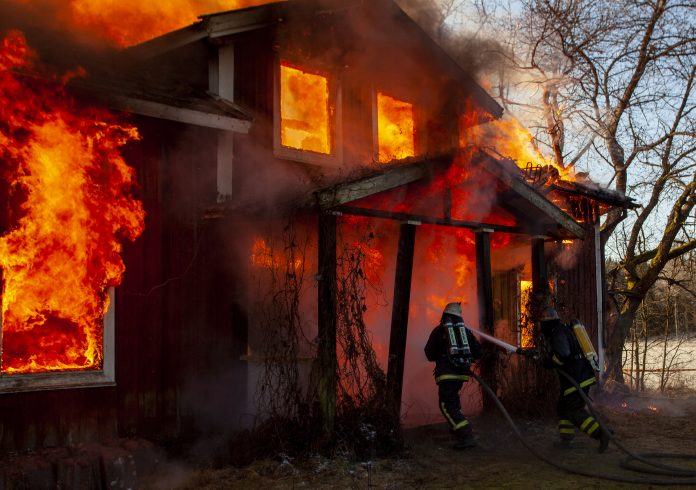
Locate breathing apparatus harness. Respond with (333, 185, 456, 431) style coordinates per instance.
(442, 315, 473, 369)
(470, 328, 696, 486)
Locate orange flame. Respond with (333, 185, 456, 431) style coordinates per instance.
(519, 280, 534, 348)
(251, 237, 303, 270)
(461, 116, 574, 181)
(65, 0, 279, 47)
(0, 32, 145, 374)
(280, 62, 331, 154)
(377, 92, 415, 163)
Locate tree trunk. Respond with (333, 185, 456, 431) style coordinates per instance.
(604, 296, 642, 383)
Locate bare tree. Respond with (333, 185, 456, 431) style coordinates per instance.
(434, 0, 695, 384)
(515, 0, 696, 384)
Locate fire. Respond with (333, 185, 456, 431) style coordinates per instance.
(64, 0, 279, 47)
(519, 280, 534, 348)
(0, 32, 145, 374)
(251, 237, 303, 270)
(279, 63, 331, 154)
(460, 116, 574, 181)
(377, 92, 415, 163)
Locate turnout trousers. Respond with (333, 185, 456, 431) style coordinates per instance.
(437, 377, 473, 437)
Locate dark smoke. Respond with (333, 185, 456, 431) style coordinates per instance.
(396, 0, 513, 82)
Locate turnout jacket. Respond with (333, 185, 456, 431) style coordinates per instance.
(424, 314, 482, 384)
(544, 321, 596, 396)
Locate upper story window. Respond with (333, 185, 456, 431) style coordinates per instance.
(376, 92, 415, 163)
(279, 62, 331, 154)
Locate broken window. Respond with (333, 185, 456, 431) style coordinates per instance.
(376, 92, 415, 163)
(279, 62, 331, 154)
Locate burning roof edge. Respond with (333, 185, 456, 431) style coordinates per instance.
(123, 2, 283, 60)
(308, 150, 584, 239)
(551, 179, 639, 210)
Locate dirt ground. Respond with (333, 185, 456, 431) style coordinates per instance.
(142, 394, 696, 489)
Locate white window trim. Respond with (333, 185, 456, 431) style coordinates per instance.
(273, 58, 343, 167)
(0, 288, 116, 393)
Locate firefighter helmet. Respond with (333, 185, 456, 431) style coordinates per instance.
(444, 302, 463, 318)
(540, 307, 560, 322)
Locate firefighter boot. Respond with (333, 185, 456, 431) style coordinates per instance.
(597, 427, 611, 453)
(454, 428, 477, 449)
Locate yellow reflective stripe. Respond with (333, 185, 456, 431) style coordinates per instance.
(563, 386, 577, 396)
(579, 377, 596, 389)
(559, 428, 575, 434)
(453, 420, 470, 431)
(436, 374, 470, 383)
(440, 402, 457, 427)
(586, 422, 600, 436)
(552, 354, 564, 366)
(580, 417, 595, 431)
(558, 419, 573, 426)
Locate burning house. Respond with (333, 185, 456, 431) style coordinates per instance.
(0, 0, 635, 466)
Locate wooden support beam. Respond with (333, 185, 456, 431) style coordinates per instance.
(475, 153, 586, 239)
(102, 95, 251, 133)
(315, 164, 432, 210)
(531, 236, 548, 294)
(386, 223, 418, 420)
(317, 213, 337, 436)
(337, 206, 525, 235)
(475, 229, 496, 410)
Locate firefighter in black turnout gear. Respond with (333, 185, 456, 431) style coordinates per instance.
(539, 308, 610, 452)
(424, 302, 482, 449)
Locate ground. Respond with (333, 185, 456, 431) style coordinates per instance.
(142, 393, 696, 489)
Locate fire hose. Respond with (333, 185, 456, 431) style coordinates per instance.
(466, 328, 696, 485)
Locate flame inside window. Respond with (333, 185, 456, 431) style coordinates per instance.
(377, 92, 415, 163)
(519, 280, 534, 348)
(0, 32, 144, 375)
(280, 63, 331, 154)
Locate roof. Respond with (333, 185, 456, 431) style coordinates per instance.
(124, 0, 503, 119)
(69, 74, 252, 133)
(312, 150, 587, 239)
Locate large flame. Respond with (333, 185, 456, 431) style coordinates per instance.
(461, 116, 574, 181)
(65, 0, 279, 47)
(0, 31, 145, 374)
(279, 62, 331, 154)
(377, 92, 415, 163)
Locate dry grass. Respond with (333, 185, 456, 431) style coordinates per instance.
(142, 394, 696, 489)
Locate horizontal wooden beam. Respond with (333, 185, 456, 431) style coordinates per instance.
(104, 95, 251, 133)
(315, 164, 433, 210)
(337, 205, 525, 234)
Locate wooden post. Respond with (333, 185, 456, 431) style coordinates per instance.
(386, 222, 418, 420)
(317, 213, 337, 436)
(475, 228, 496, 409)
(531, 236, 547, 294)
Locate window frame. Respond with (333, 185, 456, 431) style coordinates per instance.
(273, 57, 343, 167)
(0, 288, 116, 393)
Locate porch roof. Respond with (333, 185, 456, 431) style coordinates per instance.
(312, 150, 633, 240)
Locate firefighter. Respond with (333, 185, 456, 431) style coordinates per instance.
(424, 302, 482, 449)
(539, 307, 610, 452)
